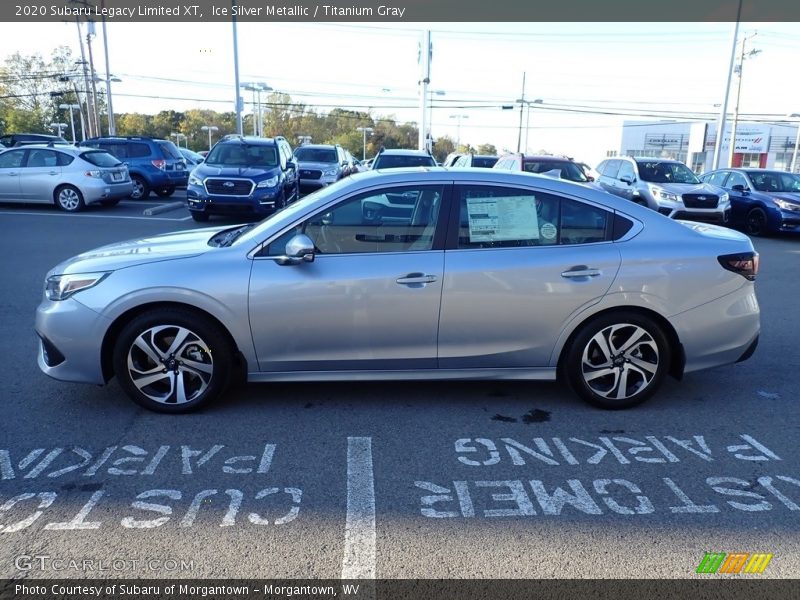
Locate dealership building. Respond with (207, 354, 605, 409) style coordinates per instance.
(610, 120, 800, 174)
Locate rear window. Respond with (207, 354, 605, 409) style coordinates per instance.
(473, 156, 499, 168)
(157, 141, 183, 160)
(374, 155, 436, 169)
(81, 151, 123, 167)
(523, 160, 588, 182)
(294, 147, 338, 163)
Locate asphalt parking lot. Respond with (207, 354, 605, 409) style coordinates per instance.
(0, 199, 798, 582)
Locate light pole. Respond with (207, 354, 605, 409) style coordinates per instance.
(790, 113, 800, 173)
(242, 82, 272, 136)
(201, 125, 219, 151)
(171, 132, 186, 148)
(449, 114, 469, 150)
(50, 123, 68, 138)
(94, 74, 120, 136)
(356, 126, 374, 160)
(99, 0, 117, 135)
(59, 103, 80, 143)
(728, 33, 761, 168)
(427, 89, 445, 148)
(518, 98, 543, 154)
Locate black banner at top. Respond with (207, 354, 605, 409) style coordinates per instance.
(2, 0, 800, 22)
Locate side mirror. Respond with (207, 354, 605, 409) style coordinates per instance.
(275, 233, 315, 266)
(619, 176, 634, 185)
(731, 184, 747, 193)
(286, 159, 297, 170)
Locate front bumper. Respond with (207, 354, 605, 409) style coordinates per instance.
(36, 297, 111, 385)
(187, 185, 283, 216)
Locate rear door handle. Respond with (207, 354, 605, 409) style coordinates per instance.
(396, 272, 438, 285)
(49, 171, 58, 175)
(561, 267, 601, 278)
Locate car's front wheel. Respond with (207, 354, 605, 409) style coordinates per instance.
(155, 186, 175, 198)
(563, 312, 670, 410)
(744, 207, 768, 237)
(112, 308, 233, 413)
(54, 185, 85, 212)
(191, 211, 209, 222)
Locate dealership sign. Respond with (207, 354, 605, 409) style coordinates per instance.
(706, 125, 771, 153)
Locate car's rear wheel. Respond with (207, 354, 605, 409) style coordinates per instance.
(563, 312, 670, 410)
(129, 175, 149, 200)
(744, 207, 768, 237)
(191, 211, 209, 222)
(155, 186, 175, 198)
(113, 308, 233, 413)
(54, 185, 85, 212)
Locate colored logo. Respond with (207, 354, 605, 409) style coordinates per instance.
(696, 552, 773, 574)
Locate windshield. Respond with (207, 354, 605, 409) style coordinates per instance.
(294, 147, 337, 163)
(746, 171, 800, 193)
(80, 151, 123, 167)
(523, 160, 588, 182)
(636, 161, 699, 184)
(205, 143, 278, 168)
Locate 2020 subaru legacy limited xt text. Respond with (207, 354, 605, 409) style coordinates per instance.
(36, 169, 760, 413)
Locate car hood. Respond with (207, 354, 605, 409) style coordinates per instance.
(50, 227, 231, 275)
(296, 161, 339, 171)
(650, 182, 723, 196)
(761, 191, 800, 204)
(195, 164, 278, 178)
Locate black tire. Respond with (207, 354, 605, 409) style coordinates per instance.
(744, 207, 768, 237)
(155, 186, 176, 198)
(562, 312, 671, 410)
(100, 198, 121, 207)
(191, 211, 210, 222)
(129, 175, 150, 200)
(112, 308, 233, 413)
(54, 185, 85, 212)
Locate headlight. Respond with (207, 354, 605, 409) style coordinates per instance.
(188, 174, 203, 186)
(256, 176, 280, 188)
(650, 187, 679, 203)
(774, 198, 800, 212)
(45, 272, 110, 301)
(322, 168, 339, 177)
(719, 192, 730, 204)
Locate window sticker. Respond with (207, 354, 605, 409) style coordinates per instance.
(466, 196, 539, 242)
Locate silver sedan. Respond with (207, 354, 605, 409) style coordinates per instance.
(36, 168, 760, 412)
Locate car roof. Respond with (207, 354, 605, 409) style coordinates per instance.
(378, 149, 432, 156)
(296, 144, 337, 149)
(218, 135, 279, 145)
(630, 156, 682, 163)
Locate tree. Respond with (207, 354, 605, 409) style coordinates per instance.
(477, 143, 498, 155)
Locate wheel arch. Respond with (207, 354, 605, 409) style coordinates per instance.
(556, 305, 685, 381)
(100, 301, 248, 384)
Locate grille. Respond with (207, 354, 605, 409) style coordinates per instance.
(205, 178, 254, 196)
(682, 194, 719, 209)
(300, 169, 322, 180)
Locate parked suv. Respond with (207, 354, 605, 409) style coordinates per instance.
(494, 153, 591, 184)
(186, 135, 298, 222)
(293, 144, 350, 194)
(453, 153, 499, 168)
(596, 157, 730, 223)
(0, 133, 70, 148)
(80, 136, 188, 199)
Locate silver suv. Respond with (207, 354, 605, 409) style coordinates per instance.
(596, 157, 730, 224)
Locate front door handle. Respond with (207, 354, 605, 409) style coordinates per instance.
(396, 272, 438, 285)
(49, 171, 58, 175)
(561, 266, 601, 278)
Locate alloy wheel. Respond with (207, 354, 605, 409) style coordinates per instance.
(126, 325, 214, 405)
(580, 323, 659, 401)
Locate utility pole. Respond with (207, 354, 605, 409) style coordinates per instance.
(712, 0, 742, 170)
(728, 32, 760, 168)
(74, 18, 95, 138)
(232, 0, 243, 135)
(100, 0, 116, 135)
(418, 29, 431, 151)
(86, 21, 101, 137)
(516, 72, 526, 152)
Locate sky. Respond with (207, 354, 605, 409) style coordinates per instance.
(2, 21, 800, 165)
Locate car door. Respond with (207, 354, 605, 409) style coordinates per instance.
(0, 149, 26, 200)
(19, 149, 63, 202)
(248, 183, 447, 372)
(597, 159, 622, 197)
(616, 160, 637, 202)
(723, 171, 755, 223)
(438, 183, 621, 369)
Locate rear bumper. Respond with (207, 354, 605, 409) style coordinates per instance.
(82, 180, 135, 203)
(671, 283, 760, 374)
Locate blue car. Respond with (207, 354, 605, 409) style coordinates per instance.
(186, 135, 299, 222)
(699, 168, 800, 236)
(80, 136, 188, 199)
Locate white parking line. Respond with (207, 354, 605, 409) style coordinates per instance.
(342, 436, 376, 580)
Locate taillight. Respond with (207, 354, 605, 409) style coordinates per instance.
(151, 159, 166, 170)
(718, 252, 759, 281)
